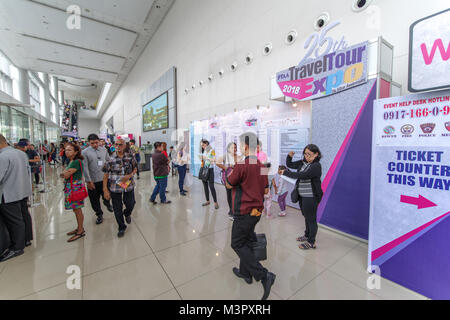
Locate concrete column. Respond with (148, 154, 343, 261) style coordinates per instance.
(18, 68, 30, 105)
(43, 73, 51, 119)
(52, 76, 60, 124)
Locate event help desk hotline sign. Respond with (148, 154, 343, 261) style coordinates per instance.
(368, 90, 450, 298)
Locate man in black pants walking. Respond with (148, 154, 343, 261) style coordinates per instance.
(226, 132, 276, 300)
(103, 138, 138, 238)
(82, 134, 113, 225)
(0, 135, 32, 262)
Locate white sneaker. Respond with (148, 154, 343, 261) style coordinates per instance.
(278, 211, 287, 217)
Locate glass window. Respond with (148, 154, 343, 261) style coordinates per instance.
(0, 106, 30, 143)
(32, 118, 45, 146)
(0, 71, 13, 96)
(0, 106, 12, 142)
(29, 79, 41, 113)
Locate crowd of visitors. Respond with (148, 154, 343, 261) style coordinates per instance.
(0, 131, 323, 300)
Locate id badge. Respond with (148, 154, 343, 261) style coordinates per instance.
(97, 160, 103, 166)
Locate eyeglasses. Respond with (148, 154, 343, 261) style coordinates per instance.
(115, 143, 124, 146)
(304, 153, 315, 157)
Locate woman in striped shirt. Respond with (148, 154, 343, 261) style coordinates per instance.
(280, 144, 323, 250)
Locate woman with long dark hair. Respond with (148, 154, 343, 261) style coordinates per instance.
(199, 139, 219, 209)
(176, 142, 189, 196)
(216, 142, 241, 219)
(50, 143, 58, 165)
(280, 144, 323, 250)
(60, 142, 87, 242)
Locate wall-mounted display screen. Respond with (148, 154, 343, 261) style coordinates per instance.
(142, 92, 168, 132)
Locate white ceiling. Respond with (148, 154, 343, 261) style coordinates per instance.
(0, 0, 174, 118)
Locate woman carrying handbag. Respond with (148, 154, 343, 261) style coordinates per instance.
(60, 142, 88, 242)
(199, 139, 219, 209)
(216, 142, 241, 219)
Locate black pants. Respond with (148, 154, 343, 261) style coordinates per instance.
(136, 160, 140, 177)
(20, 198, 33, 242)
(88, 181, 111, 217)
(0, 199, 25, 251)
(111, 190, 135, 231)
(32, 170, 40, 184)
(231, 214, 267, 281)
(300, 197, 319, 245)
(202, 168, 217, 203)
(226, 187, 233, 214)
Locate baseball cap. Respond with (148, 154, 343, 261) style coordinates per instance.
(17, 141, 28, 148)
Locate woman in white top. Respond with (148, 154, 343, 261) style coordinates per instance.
(199, 139, 219, 209)
(216, 142, 242, 220)
(176, 142, 189, 196)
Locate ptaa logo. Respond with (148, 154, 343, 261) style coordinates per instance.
(245, 118, 258, 127)
(401, 124, 415, 135)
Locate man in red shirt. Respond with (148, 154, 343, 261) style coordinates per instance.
(226, 132, 276, 300)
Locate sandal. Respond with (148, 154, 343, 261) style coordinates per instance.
(202, 202, 210, 206)
(296, 236, 308, 242)
(67, 229, 85, 236)
(214, 203, 219, 209)
(67, 231, 85, 243)
(299, 242, 316, 250)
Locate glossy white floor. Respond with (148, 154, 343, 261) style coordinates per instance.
(0, 165, 427, 300)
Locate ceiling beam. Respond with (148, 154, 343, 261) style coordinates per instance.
(21, 33, 127, 60)
(37, 58, 118, 75)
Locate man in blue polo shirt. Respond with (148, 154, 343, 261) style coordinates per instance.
(226, 132, 276, 300)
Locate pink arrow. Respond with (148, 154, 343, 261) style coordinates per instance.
(400, 195, 437, 209)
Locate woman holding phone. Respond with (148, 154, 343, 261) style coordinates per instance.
(279, 145, 323, 250)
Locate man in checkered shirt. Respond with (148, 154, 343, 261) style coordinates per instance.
(102, 138, 138, 238)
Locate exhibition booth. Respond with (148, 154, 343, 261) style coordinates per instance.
(189, 10, 449, 300)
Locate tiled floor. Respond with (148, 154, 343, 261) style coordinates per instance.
(0, 166, 427, 300)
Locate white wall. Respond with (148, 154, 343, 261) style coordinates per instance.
(101, 0, 449, 141)
(78, 118, 101, 139)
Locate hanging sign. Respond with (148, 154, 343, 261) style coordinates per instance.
(276, 21, 368, 101)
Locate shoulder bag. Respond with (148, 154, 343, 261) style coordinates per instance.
(68, 160, 89, 202)
(198, 163, 210, 182)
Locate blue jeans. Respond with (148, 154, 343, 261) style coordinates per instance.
(150, 177, 168, 202)
(177, 165, 187, 192)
